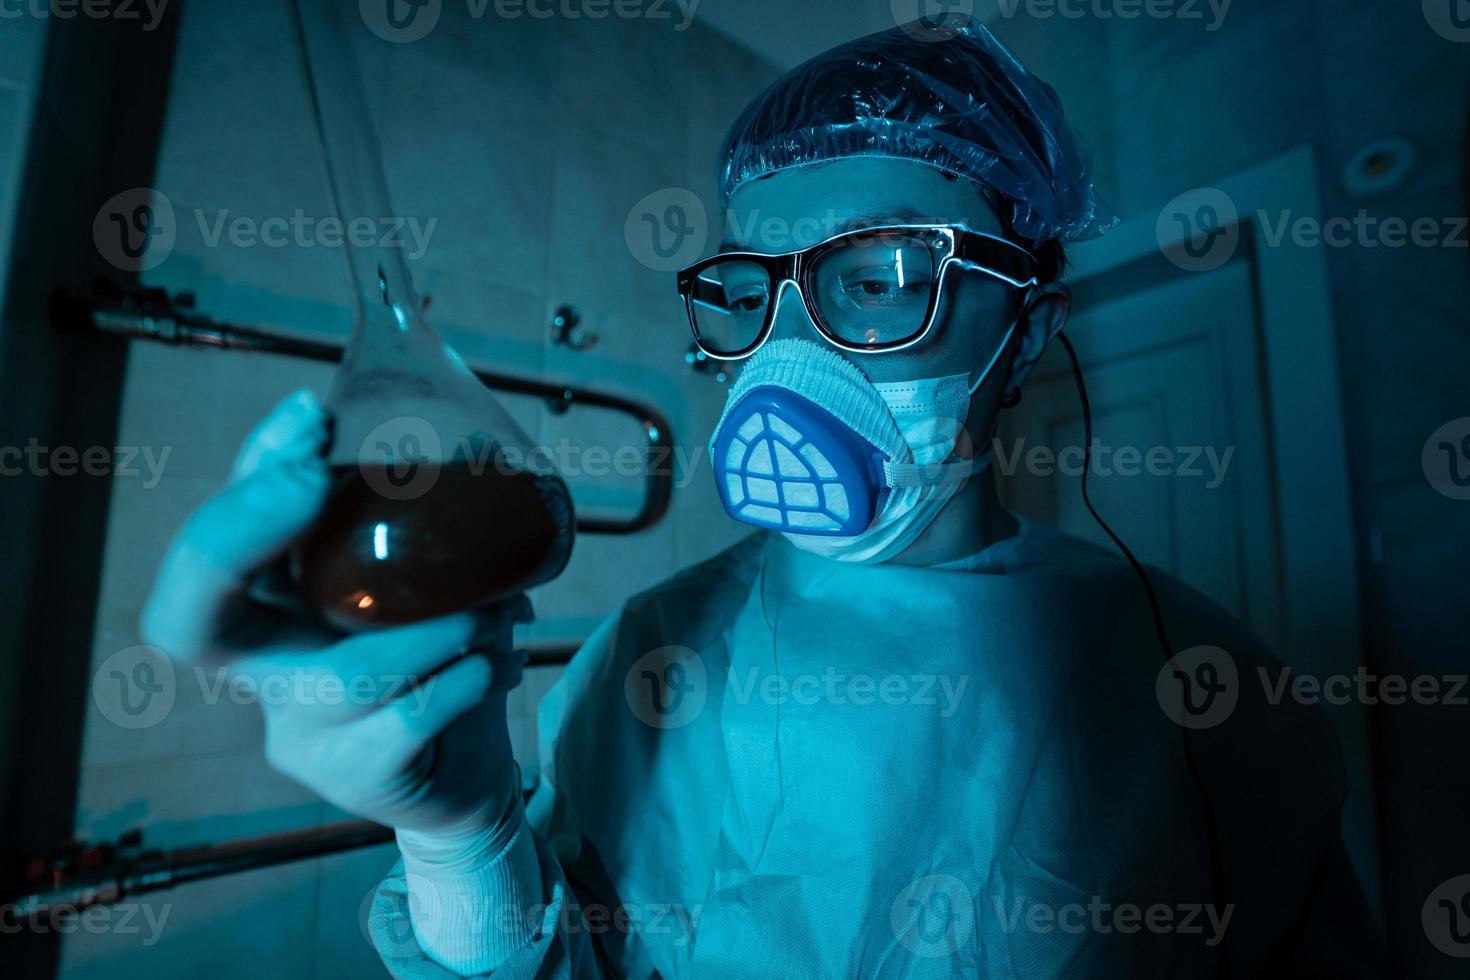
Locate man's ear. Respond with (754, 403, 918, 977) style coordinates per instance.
(1003, 283, 1071, 395)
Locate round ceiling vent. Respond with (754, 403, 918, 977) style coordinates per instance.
(1341, 136, 1419, 200)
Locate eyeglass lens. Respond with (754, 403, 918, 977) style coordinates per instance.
(690, 233, 939, 355)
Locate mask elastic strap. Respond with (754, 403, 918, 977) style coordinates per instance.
(880, 321, 1019, 490)
(883, 453, 994, 490)
(967, 321, 1020, 396)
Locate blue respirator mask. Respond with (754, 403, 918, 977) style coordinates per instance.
(708, 326, 1016, 565)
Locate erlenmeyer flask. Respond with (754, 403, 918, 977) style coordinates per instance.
(287, 0, 573, 632)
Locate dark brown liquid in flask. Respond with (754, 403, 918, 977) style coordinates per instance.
(295, 457, 574, 633)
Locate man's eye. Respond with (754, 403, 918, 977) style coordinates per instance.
(725, 286, 769, 314)
(842, 269, 931, 303)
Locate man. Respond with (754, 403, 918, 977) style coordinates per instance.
(143, 16, 1380, 978)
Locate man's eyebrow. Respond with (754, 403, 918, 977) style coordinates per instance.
(832, 207, 930, 234)
(719, 207, 932, 251)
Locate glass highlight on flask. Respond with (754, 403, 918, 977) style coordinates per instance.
(287, 0, 573, 632)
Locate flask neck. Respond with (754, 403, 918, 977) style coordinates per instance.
(289, 0, 421, 335)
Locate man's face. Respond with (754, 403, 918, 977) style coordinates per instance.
(722, 157, 1024, 436)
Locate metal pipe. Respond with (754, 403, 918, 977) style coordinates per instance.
(6, 820, 394, 922)
(54, 285, 675, 536)
(6, 641, 580, 919)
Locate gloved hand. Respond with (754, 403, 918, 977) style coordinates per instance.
(140, 389, 527, 838)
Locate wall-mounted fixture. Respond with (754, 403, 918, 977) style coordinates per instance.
(549, 304, 598, 351)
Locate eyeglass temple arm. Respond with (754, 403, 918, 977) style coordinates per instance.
(954, 233, 1039, 288)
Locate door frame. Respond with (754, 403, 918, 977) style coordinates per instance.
(1065, 145, 1380, 916)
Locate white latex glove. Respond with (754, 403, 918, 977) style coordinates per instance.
(141, 389, 526, 838)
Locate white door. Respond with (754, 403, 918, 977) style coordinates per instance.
(997, 259, 1284, 649)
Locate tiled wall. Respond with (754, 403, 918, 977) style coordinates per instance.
(993, 2, 1469, 972)
(60, 3, 776, 977)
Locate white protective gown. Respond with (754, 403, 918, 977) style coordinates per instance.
(370, 519, 1380, 978)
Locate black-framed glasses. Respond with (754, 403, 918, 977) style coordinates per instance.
(676, 224, 1038, 360)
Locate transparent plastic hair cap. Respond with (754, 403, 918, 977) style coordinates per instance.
(717, 15, 1118, 245)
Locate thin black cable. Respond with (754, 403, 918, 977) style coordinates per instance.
(1054, 332, 1232, 979)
